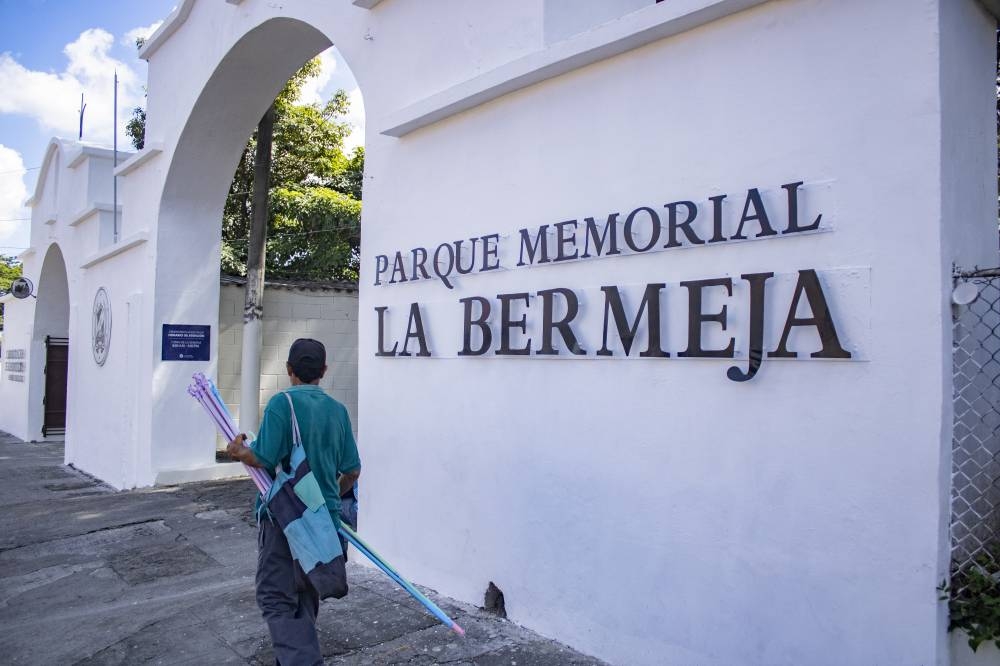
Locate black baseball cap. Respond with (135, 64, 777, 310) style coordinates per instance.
(287, 338, 326, 382)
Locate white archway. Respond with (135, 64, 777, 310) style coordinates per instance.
(148, 17, 356, 476)
(28, 243, 70, 440)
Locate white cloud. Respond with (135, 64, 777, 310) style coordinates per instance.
(292, 47, 365, 152)
(0, 145, 29, 252)
(122, 21, 163, 49)
(0, 29, 145, 147)
(295, 48, 337, 106)
(342, 87, 366, 153)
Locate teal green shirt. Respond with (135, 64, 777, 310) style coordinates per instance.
(250, 385, 361, 524)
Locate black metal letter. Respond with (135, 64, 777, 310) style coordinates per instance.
(727, 272, 774, 382)
(678, 277, 734, 358)
(459, 297, 492, 356)
(410, 247, 431, 280)
(731, 188, 777, 240)
(664, 201, 704, 248)
(582, 214, 621, 258)
(769, 269, 852, 359)
(454, 238, 480, 275)
(374, 255, 389, 285)
(496, 293, 531, 355)
(432, 243, 455, 289)
(399, 303, 431, 357)
(481, 234, 500, 272)
(536, 288, 585, 355)
(623, 207, 661, 253)
(518, 226, 550, 266)
(375, 306, 398, 357)
(597, 284, 669, 357)
(389, 252, 408, 284)
(781, 181, 822, 234)
(708, 194, 727, 243)
(553, 220, 579, 262)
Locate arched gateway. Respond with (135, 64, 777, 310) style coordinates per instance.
(2, 1, 999, 663)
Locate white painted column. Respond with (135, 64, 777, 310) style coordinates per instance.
(239, 317, 261, 433)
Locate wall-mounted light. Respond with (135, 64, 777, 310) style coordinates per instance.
(952, 282, 979, 306)
(9, 277, 35, 299)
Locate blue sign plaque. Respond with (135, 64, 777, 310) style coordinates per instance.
(162, 324, 211, 361)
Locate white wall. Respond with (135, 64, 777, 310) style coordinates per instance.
(951, 631, 1000, 666)
(356, 1, 995, 665)
(0, 296, 32, 440)
(217, 283, 359, 438)
(0, 141, 135, 456)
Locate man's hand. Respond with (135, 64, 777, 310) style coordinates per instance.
(227, 434, 264, 468)
(227, 433, 247, 459)
(338, 468, 361, 497)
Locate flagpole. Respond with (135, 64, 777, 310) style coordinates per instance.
(113, 70, 119, 243)
(78, 93, 86, 140)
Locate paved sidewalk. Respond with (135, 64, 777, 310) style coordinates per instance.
(0, 432, 604, 665)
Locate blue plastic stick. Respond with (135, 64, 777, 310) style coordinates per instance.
(338, 526, 464, 636)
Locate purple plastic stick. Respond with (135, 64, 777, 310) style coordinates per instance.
(187, 374, 270, 493)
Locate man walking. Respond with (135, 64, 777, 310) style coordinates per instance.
(228, 338, 361, 666)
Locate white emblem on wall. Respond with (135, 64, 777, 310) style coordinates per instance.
(92, 287, 111, 366)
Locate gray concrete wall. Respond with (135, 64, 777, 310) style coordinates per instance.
(217, 283, 358, 444)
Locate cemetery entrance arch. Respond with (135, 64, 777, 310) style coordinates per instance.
(143, 12, 367, 478)
(30, 244, 70, 439)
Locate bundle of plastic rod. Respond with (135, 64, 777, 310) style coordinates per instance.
(187, 373, 271, 493)
(186, 372, 465, 636)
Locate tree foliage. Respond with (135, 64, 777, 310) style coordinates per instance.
(267, 187, 361, 280)
(126, 37, 147, 151)
(128, 55, 364, 281)
(0, 255, 23, 328)
(220, 59, 364, 282)
(126, 107, 145, 151)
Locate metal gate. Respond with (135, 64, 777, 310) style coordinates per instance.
(42, 336, 68, 437)
(951, 270, 1000, 598)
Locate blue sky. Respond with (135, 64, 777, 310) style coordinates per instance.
(0, 1, 363, 256)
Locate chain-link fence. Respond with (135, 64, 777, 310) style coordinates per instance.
(952, 270, 1000, 596)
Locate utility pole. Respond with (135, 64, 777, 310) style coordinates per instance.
(239, 104, 275, 433)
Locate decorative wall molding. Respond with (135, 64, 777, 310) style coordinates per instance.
(380, 0, 771, 137)
(138, 0, 196, 61)
(68, 145, 118, 169)
(80, 232, 149, 270)
(69, 204, 120, 228)
(114, 145, 163, 177)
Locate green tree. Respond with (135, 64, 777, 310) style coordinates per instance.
(126, 37, 148, 151)
(0, 255, 23, 328)
(268, 187, 362, 280)
(126, 107, 145, 151)
(219, 60, 363, 281)
(329, 146, 365, 202)
(128, 56, 364, 281)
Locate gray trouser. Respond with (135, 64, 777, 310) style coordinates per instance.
(256, 519, 322, 666)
